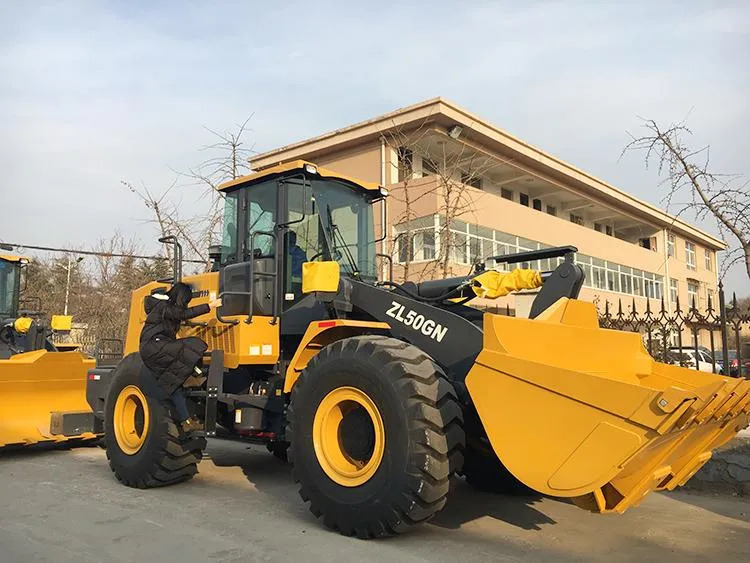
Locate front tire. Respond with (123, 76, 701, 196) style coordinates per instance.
(287, 335, 464, 538)
(104, 353, 206, 488)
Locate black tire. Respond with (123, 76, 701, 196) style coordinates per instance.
(104, 353, 206, 488)
(287, 335, 464, 538)
(460, 435, 531, 495)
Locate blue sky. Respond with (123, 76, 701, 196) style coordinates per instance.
(1, 1, 748, 294)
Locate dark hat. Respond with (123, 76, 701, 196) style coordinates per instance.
(167, 282, 194, 307)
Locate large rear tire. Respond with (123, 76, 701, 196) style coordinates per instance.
(104, 353, 206, 488)
(287, 335, 464, 538)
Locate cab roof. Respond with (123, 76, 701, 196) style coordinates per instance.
(216, 160, 382, 193)
(0, 254, 29, 263)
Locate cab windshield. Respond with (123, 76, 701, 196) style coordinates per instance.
(310, 179, 377, 282)
(0, 260, 19, 318)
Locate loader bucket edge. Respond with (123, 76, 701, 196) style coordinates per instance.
(0, 350, 100, 449)
(465, 298, 750, 514)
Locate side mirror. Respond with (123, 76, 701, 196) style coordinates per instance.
(302, 261, 340, 294)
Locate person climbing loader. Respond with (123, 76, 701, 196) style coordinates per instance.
(138, 281, 222, 436)
(86, 161, 750, 537)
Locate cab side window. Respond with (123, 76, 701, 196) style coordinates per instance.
(220, 191, 240, 264)
(245, 180, 277, 259)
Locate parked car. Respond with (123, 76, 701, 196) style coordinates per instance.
(713, 350, 750, 377)
(669, 347, 723, 374)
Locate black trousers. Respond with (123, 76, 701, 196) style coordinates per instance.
(139, 365, 192, 422)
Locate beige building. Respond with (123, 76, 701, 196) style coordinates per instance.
(250, 98, 725, 328)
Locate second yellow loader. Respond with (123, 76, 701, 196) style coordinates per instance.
(0, 253, 102, 450)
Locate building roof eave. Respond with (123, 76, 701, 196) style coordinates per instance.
(250, 98, 727, 252)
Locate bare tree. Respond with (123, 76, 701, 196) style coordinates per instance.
(124, 115, 255, 271)
(382, 120, 497, 283)
(624, 118, 750, 281)
(381, 120, 435, 281)
(178, 115, 254, 252)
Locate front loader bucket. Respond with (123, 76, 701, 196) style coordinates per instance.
(465, 298, 750, 514)
(0, 350, 100, 449)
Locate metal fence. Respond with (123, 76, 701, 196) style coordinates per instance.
(598, 282, 749, 377)
(472, 281, 750, 377)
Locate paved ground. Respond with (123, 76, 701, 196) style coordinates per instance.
(1, 439, 748, 563)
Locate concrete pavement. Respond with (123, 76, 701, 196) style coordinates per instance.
(1, 439, 748, 563)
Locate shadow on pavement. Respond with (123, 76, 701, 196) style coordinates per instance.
(207, 438, 559, 533)
(662, 490, 749, 524)
(0, 438, 103, 459)
(430, 479, 557, 531)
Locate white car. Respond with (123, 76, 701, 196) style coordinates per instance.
(669, 347, 723, 374)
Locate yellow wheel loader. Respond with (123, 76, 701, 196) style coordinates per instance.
(85, 161, 750, 538)
(0, 253, 102, 450)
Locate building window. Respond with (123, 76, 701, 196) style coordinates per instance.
(461, 173, 481, 189)
(606, 225, 613, 236)
(424, 214, 668, 299)
(451, 232, 468, 264)
(606, 269, 619, 292)
(397, 233, 411, 263)
(670, 279, 678, 304)
(633, 275, 643, 297)
(620, 270, 632, 294)
(415, 231, 435, 261)
(501, 188, 513, 201)
(594, 223, 602, 232)
(667, 234, 675, 258)
(687, 281, 699, 308)
(640, 236, 657, 251)
(532, 198, 542, 211)
(397, 147, 412, 181)
(685, 242, 696, 270)
(704, 249, 712, 271)
(570, 213, 584, 226)
(519, 193, 529, 207)
(546, 205, 557, 216)
(707, 288, 715, 308)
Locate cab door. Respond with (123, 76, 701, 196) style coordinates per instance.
(219, 179, 279, 320)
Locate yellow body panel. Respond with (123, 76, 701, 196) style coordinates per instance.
(0, 350, 98, 448)
(465, 298, 750, 513)
(302, 261, 340, 294)
(51, 315, 73, 331)
(284, 320, 391, 393)
(124, 272, 280, 369)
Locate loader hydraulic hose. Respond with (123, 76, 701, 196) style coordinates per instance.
(381, 269, 549, 305)
(379, 279, 472, 303)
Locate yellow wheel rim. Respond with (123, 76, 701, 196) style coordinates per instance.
(113, 385, 150, 455)
(313, 386, 385, 487)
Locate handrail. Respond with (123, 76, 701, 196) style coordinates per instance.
(158, 235, 183, 282)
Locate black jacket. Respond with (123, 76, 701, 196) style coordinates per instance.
(138, 283, 210, 394)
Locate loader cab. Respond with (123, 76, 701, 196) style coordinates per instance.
(214, 161, 385, 323)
